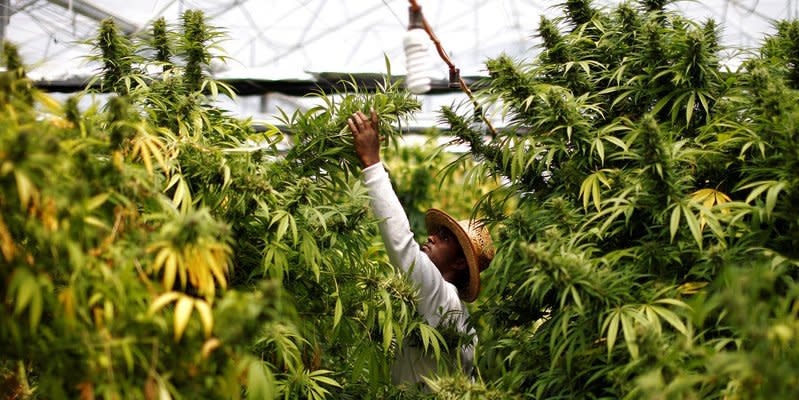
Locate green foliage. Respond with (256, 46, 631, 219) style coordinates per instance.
(436, 1, 799, 398)
(94, 18, 136, 94)
(0, 11, 471, 399)
(7, 3, 799, 399)
(151, 17, 173, 66)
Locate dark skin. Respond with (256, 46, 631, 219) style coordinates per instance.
(347, 110, 468, 284)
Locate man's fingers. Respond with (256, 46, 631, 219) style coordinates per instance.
(370, 109, 378, 129)
(347, 118, 358, 135)
(354, 112, 366, 132)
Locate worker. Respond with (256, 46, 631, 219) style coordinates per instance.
(347, 109, 495, 385)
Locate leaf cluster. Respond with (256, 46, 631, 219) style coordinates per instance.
(436, 1, 799, 398)
(0, 12, 462, 400)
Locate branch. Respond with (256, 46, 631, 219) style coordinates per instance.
(407, 0, 498, 137)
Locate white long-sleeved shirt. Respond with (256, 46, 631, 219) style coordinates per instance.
(362, 162, 475, 385)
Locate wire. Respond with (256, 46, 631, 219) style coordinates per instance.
(253, 2, 386, 68)
(724, 0, 771, 20)
(406, 0, 498, 136)
(736, 0, 760, 18)
(381, 0, 404, 27)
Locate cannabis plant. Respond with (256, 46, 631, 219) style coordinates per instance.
(0, 11, 475, 399)
(436, 1, 799, 398)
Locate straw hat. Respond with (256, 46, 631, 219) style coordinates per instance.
(424, 208, 495, 303)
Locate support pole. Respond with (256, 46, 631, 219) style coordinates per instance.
(1, 0, 9, 45)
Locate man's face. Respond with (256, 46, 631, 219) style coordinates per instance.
(421, 226, 464, 273)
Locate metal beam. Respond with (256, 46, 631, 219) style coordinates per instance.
(44, 0, 140, 35)
(31, 72, 488, 96)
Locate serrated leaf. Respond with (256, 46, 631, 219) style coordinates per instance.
(289, 215, 298, 246)
(642, 305, 661, 334)
(84, 216, 109, 230)
(418, 323, 442, 360)
(669, 204, 681, 242)
(333, 297, 343, 330)
(309, 372, 341, 388)
(654, 298, 691, 309)
(570, 285, 584, 311)
(173, 296, 194, 341)
(580, 174, 594, 210)
(246, 359, 275, 400)
(742, 180, 775, 203)
(682, 204, 703, 249)
(14, 274, 37, 316)
(603, 135, 628, 151)
(148, 291, 180, 316)
(620, 312, 639, 359)
(194, 299, 214, 338)
(592, 177, 601, 211)
(605, 310, 620, 359)
(121, 341, 134, 372)
(165, 174, 181, 191)
(677, 281, 708, 295)
(276, 215, 289, 242)
(201, 338, 221, 359)
(87, 193, 111, 211)
(14, 171, 35, 210)
(28, 282, 43, 331)
(381, 290, 393, 353)
(765, 182, 786, 218)
(685, 92, 695, 124)
(34, 91, 63, 114)
(652, 305, 687, 336)
(164, 252, 177, 290)
(595, 136, 605, 164)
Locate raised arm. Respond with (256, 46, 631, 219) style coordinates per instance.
(347, 111, 459, 320)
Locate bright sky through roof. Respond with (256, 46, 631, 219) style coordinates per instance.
(5, 0, 796, 81)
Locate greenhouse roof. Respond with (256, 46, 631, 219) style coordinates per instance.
(2, 0, 796, 128)
(5, 0, 795, 83)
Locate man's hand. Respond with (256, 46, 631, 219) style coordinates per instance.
(347, 109, 381, 168)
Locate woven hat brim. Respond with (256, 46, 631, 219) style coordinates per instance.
(424, 208, 481, 302)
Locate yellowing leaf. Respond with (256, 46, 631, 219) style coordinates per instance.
(15, 171, 36, 211)
(0, 215, 15, 262)
(58, 287, 76, 319)
(194, 299, 214, 338)
(333, 297, 343, 330)
(84, 216, 109, 230)
(148, 291, 181, 316)
(173, 296, 194, 341)
(689, 188, 732, 229)
(87, 193, 111, 211)
(678, 281, 708, 295)
(201, 338, 222, 359)
(164, 251, 178, 291)
(34, 91, 63, 114)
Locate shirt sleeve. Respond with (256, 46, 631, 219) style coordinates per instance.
(361, 162, 462, 324)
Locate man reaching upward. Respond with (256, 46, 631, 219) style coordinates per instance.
(347, 110, 494, 385)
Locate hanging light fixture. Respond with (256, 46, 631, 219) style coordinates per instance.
(403, 5, 431, 94)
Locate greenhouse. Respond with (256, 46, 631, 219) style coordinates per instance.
(2, 0, 799, 398)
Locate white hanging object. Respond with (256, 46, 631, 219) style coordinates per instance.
(403, 26, 432, 94)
